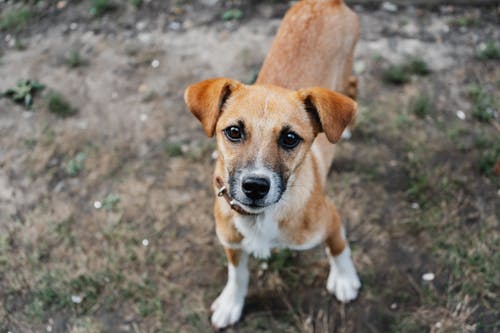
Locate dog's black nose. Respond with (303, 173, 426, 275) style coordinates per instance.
(242, 177, 270, 200)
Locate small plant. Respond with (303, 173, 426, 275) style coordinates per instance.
(165, 142, 182, 157)
(1, 80, 45, 109)
(478, 142, 500, 177)
(448, 15, 478, 28)
(221, 9, 243, 21)
(65, 51, 88, 68)
(47, 92, 78, 117)
(468, 85, 494, 122)
(410, 93, 432, 118)
(66, 152, 87, 176)
(478, 41, 500, 60)
(102, 193, 120, 211)
(89, 0, 115, 16)
(383, 65, 410, 85)
(0, 7, 31, 31)
(130, 0, 142, 8)
(407, 58, 431, 76)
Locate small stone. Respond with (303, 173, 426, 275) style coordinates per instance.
(94, 201, 102, 209)
(142, 239, 149, 247)
(151, 59, 160, 68)
(168, 21, 181, 31)
(56, 1, 67, 9)
(140, 114, 148, 122)
(381, 2, 398, 12)
(456, 110, 466, 120)
(422, 272, 435, 281)
(70, 22, 78, 30)
(411, 202, 420, 209)
(389, 160, 398, 167)
(71, 295, 82, 304)
(354, 60, 365, 74)
(136, 21, 147, 31)
(260, 262, 268, 270)
(435, 321, 442, 328)
(111, 92, 118, 100)
(46, 325, 52, 332)
(390, 303, 397, 310)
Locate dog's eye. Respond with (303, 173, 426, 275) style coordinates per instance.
(279, 131, 302, 149)
(224, 126, 243, 142)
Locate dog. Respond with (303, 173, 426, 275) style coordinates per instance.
(184, 0, 360, 329)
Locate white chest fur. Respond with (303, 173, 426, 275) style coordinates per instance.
(233, 212, 282, 259)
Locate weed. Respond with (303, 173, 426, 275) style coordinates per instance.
(0, 7, 31, 31)
(66, 152, 87, 176)
(23, 138, 37, 149)
(221, 9, 243, 21)
(383, 58, 431, 85)
(165, 142, 183, 157)
(46, 92, 78, 117)
(130, 0, 142, 8)
(89, 0, 116, 16)
(478, 41, 500, 60)
(383, 65, 410, 85)
(448, 15, 478, 28)
(14, 38, 27, 50)
(102, 193, 120, 211)
(407, 58, 431, 76)
(409, 93, 432, 118)
(1, 80, 45, 109)
(66, 51, 88, 68)
(468, 84, 495, 122)
(478, 141, 500, 177)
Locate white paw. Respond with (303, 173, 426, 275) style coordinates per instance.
(327, 269, 361, 302)
(210, 285, 245, 329)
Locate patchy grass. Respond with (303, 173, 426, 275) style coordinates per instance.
(383, 65, 410, 85)
(130, 0, 143, 8)
(0, 7, 31, 31)
(66, 152, 87, 176)
(101, 193, 120, 211)
(89, 0, 116, 16)
(468, 84, 495, 122)
(1, 80, 45, 109)
(448, 15, 478, 28)
(46, 91, 78, 117)
(164, 141, 183, 157)
(221, 9, 244, 21)
(409, 92, 432, 118)
(478, 41, 500, 60)
(383, 58, 431, 85)
(65, 51, 88, 68)
(478, 140, 500, 177)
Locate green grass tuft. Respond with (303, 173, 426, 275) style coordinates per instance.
(1, 80, 45, 109)
(89, 0, 116, 16)
(102, 193, 120, 211)
(65, 51, 88, 68)
(47, 92, 78, 117)
(165, 142, 183, 157)
(221, 9, 243, 21)
(0, 7, 31, 32)
(468, 84, 495, 122)
(66, 152, 87, 176)
(478, 41, 500, 60)
(407, 58, 431, 76)
(409, 93, 432, 118)
(130, 0, 142, 8)
(383, 65, 410, 85)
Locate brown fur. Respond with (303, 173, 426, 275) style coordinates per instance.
(184, 0, 360, 325)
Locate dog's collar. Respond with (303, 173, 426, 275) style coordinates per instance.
(215, 176, 258, 216)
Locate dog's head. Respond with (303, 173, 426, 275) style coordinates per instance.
(184, 78, 356, 211)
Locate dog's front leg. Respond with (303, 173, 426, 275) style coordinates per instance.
(325, 226, 361, 302)
(211, 248, 249, 329)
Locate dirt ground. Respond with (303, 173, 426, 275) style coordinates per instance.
(0, 1, 499, 332)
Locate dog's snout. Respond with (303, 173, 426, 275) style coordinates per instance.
(242, 176, 270, 200)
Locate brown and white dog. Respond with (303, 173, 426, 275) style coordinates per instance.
(184, 0, 360, 329)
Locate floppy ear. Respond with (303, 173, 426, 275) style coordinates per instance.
(297, 87, 356, 143)
(184, 78, 241, 137)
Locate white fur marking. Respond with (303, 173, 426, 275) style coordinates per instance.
(326, 228, 361, 302)
(211, 252, 249, 328)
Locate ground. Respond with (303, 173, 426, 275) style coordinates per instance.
(0, 1, 499, 332)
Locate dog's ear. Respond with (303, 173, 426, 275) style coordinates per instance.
(297, 87, 356, 143)
(184, 78, 241, 137)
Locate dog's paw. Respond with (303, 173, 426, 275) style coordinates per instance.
(210, 286, 245, 329)
(326, 269, 361, 302)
